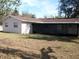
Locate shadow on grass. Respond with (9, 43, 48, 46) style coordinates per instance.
(40, 47, 57, 59)
(0, 47, 57, 59)
(0, 47, 40, 59)
(25, 34, 79, 44)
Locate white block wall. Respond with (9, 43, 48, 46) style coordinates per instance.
(0, 25, 3, 31)
(3, 17, 21, 33)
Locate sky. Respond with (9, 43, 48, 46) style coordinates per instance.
(18, 0, 59, 18)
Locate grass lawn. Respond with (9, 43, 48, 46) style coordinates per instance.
(0, 32, 79, 59)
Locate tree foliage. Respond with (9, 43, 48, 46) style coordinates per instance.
(59, 0, 79, 18)
(11, 8, 19, 15)
(0, 0, 21, 16)
(22, 12, 36, 18)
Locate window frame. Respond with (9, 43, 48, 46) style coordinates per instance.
(5, 23, 8, 27)
(13, 22, 18, 28)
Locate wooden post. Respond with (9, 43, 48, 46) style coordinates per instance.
(77, 24, 78, 36)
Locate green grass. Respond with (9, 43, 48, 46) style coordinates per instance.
(0, 32, 79, 42)
(25, 34, 79, 42)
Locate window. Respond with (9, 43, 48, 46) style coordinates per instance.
(5, 23, 8, 27)
(14, 22, 18, 28)
(0, 22, 2, 25)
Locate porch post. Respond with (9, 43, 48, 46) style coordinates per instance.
(77, 24, 78, 36)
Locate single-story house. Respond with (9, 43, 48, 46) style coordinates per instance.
(3, 15, 79, 36)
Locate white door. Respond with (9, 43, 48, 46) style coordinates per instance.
(21, 23, 31, 34)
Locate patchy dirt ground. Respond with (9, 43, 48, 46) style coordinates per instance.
(0, 32, 79, 59)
